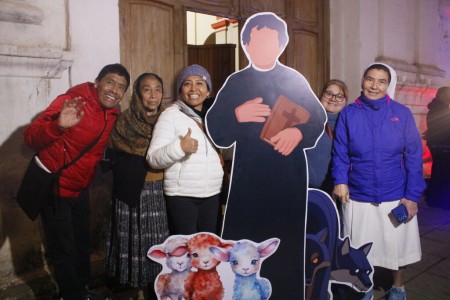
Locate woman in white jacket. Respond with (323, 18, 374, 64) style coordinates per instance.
(146, 64, 224, 235)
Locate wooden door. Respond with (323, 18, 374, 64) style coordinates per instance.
(119, 0, 183, 109)
(188, 44, 236, 96)
(120, 0, 329, 100)
(286, 0, 330, 94)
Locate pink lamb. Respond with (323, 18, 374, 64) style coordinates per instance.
(184, 233, 232, 300)
(148, 237, 192, 300)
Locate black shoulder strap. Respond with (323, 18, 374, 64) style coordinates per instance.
(56, 120, 108, 174)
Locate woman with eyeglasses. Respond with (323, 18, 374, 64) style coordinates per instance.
(307, 79, 349, 194)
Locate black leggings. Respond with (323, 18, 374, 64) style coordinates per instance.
(165, 194, 221, 235)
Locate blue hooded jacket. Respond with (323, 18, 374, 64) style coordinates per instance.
(332, 93, 426, 203)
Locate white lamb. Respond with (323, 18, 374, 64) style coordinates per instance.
(148, 236, 192, 300)
(210, 238, 280, 300)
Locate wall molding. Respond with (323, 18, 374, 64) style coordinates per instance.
(0, 0, 44, 24)
(0, 44, 73, 78)
(376, 56, 446, 78)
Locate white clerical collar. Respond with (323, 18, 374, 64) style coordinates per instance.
(251, 62, 277, 72)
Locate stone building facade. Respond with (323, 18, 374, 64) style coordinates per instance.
(0, 0, 449, 297)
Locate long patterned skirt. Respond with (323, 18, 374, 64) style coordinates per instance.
(105, 180, 169, 288)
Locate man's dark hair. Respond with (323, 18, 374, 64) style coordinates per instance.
(363, 64, 391, 84)
(241, 13, 288, 48)
(96, 63, 131, 90)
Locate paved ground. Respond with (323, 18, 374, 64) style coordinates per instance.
(331, 197, 450, 300)
(1, 197, 449, 299)
(372, 197, 450, 300)
(92, 197, 450, 300)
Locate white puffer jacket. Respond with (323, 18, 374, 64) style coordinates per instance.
(146, 102, 224, 197)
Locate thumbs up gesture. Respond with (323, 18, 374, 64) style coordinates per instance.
(180, 128, 199, 153)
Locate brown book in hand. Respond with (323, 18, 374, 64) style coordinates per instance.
(260, 95, 310, 146)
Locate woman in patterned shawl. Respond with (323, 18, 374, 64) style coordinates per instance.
(105, 73, 169, 300)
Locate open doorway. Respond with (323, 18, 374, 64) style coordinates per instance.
(186, 12, 238, 218)
(186, 12, 239, 95)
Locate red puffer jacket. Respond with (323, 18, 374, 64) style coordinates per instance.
(24, 82, 120, 197)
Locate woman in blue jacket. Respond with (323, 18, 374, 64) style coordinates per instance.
(332, 63, 425, 300)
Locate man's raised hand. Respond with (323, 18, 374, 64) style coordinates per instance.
(58, 97, 86, 130)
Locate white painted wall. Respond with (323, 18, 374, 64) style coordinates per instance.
(0, 0, 120, 289)
(0, 0, 66, 48)
(187, 12, 217, 45)
(417, 0, 440, 66)
(380, 0, 416, 62)
(0, 0, 120, 146)
(330, 0, 450, 102)
(437, 0, 450, 75)
(186, 11, 240, 71)
(329, 0, 362, 102)
(67, 0, 121, 87)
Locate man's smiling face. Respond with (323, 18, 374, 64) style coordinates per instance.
(95, 73, 128, 108)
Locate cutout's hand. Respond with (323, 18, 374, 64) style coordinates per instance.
(235, 97, 271, 123)
(333, 184, 350, 204)
(270, 127, 302, 156)
(58, 97, 86, 129)
(180, 128, 198, 153)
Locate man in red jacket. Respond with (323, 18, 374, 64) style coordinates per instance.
(24, 63, 130, 300)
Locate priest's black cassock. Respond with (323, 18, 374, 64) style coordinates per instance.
(206, 62, 326, 299)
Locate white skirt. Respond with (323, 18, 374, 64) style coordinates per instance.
(342, 199, 421, 270)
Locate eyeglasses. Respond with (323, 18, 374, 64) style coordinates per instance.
(323, 90, 346, 102)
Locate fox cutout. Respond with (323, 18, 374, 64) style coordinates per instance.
(305, 228, 331, 300)
(306, 189, 373, 299)
(331, 237, 372, 292)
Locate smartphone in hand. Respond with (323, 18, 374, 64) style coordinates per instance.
(391, 203, 408, 223)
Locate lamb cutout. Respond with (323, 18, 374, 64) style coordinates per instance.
(210, 238, 280, 300)
(183, 233, 233, 300)
(147, 236, 192, 300)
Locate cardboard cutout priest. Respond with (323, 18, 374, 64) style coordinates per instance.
(206, 12, 327, 298)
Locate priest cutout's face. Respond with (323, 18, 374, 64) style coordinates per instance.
(245, 26, 284, 70)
